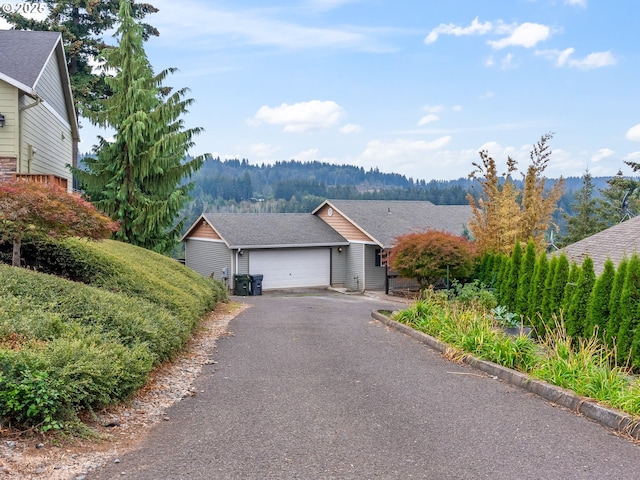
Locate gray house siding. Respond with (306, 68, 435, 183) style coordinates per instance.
(346, 242, 366, 292)
(185, 238, 230, 280)
(364, 245, 386, 291)
(331, 246, 347, 287)
(35, 52, 69, 122)
(19, 94, 72, 185)
(0, 80, 19, 159)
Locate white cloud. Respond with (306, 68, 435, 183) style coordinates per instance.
(565, 0, 587, 6)
(248, 143, 280, 157)
(488, 23, 551, 49)
(418, 114, 439, 126)
(340, 123, 363, 134)
(591, 148, 615, 163)
(536, 48, 616, 70)
(452, 105, 463, 112)
(625, 152, 640, 161)
(361, 136, 452, 161)
(423, 105, 444, 114)
(485, 55, 496, 67)
(294, 148, 319, 161)
(501, 53, 515, 69)
(250, 100, 345, 133)
(425, 17, 493, 44)
(626, 124, 640, 142)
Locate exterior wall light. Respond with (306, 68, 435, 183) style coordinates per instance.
(0, 114, 5, 127)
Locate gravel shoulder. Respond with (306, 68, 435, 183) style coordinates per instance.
(0, 301, 248, 480)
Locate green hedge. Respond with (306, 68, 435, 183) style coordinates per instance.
(0, 238, 228, 430)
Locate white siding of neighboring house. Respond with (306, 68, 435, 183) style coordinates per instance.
(346, 242, 366, 292)
(19, 93, 72, 186)
(364, 245, 386, 291)
(0, 80, 19, 158)
(331, 246, 347, 288)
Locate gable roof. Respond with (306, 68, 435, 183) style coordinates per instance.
(561, 216, 640, 275)
(183, 213, 348, 249)
(313, 199, 473, 248)
(0, 30, 79, 140)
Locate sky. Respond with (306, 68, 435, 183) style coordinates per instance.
(3, 0, 640, 181)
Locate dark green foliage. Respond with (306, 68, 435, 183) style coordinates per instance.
(560, 170, 607, 246)
(562, 263, 581, 316)
(494, 254, 511, 305)
(549, 254, 570, 319)
(585, 258, 615, 339)
(516, 241, 537, 316)
(75, 1, 203, 254)
(606, 258, 628, 349)
(565, 257, 596, 338)
(616, 254, 640, 366)
(528, 253, 549, 334)
(502, 241, 523, 311)
(540, 255, 559, 327)
(597, 170, 640, 227)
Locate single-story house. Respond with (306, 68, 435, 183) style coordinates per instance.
(562, 215, 640, 275)
(182, 199, 472, 292)
(0, 30, 78, 190)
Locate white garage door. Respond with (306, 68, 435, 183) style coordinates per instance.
(249, 248, 330, 289)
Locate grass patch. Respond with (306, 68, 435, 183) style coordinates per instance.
(393, 290, 640, 417)
(0, 238, 227, 431)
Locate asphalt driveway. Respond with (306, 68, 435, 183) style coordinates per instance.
(90, 290, 640, 479)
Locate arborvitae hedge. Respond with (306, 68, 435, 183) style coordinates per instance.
(528, 253, 548, 335)
(562, 263, 581, 316)
(565, 257, 595, 338)
(516, 241, 536, 317)
(616, 254, 640, 366)
(606, 258, 628, 349)
(541, 256, 559, 327)
(585, 258, 615, 339)
(549, 254, 570, 320)
(503, 241, 523, 311)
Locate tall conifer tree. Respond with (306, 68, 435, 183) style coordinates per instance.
(565, 257, 595, 338)
(606, 258, 628, 349)
(75, 0, 204, 253)
(616, 254, 640, 365)
(528, 252, 548, 334)
(585, 259, 615, 339)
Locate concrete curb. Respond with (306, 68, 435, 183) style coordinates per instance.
(371, 310, 640, 440)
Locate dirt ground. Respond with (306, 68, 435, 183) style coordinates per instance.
(0, 301, 248, 479)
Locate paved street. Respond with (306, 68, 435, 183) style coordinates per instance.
(90, 291, 640, 479)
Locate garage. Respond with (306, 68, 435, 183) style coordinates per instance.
(249, 248, 330, 289)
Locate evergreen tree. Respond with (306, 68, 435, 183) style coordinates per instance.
(75, 0, 203, 254)
(528, 253, 548, 334)
(616, 254, 640, 365)
(503, 241, 523, 310)
(606, 258, 628, 349)
(494, 254, 511, 305)
(565, 257, 596, 338)
(549, 254, 570, 321)
(561, 170, 607, 246)
(540, 255, 559, 329)
(585, 258, 615, 339)
(516, 240, 537, 316)
(562, 262, 580, 315)
(597, 170, 639, 227)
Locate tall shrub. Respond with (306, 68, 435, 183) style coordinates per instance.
(606, 258, 628, 349)
(540, 255, 559, 328)
(549, 254, 570, 318)
(565, 257, 595, 338)
(562, 262, 580, 315)
(528, 253, 548, 334)
(516, 240, 537, 316)
(616, 254, 640, 366)
(503, 241, 523, 310)
(585, 258, 615, 339)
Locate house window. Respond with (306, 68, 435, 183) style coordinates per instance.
(375, 248, 382, 267)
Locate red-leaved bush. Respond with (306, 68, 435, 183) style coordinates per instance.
(0, 180, 119, 266)
(389, 230, 477, 289)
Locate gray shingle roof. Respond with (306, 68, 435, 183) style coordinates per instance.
(319, 200, 473, 248)
(0, 30, 60, 89)
(561, 216, 640, 275)
(202, 213, 348, 248)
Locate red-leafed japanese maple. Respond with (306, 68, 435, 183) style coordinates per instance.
(0, 180, 118, 267)
(389, 230, 477, 289)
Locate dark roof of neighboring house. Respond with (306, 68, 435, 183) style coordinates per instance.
(198, 213, 348, 249)
(0, 30, 79, 140)
(314, 199, 473, 248)
(561, 216, 640, 274)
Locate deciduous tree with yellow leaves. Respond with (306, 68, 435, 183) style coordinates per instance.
(467, 133, 564, 254)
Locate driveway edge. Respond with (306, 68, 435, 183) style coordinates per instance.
(371, 310, 640, 440)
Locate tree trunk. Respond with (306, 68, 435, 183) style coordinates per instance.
(12, 237, 21, 267)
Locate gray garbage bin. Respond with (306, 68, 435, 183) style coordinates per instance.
(250, 274, 263, 296)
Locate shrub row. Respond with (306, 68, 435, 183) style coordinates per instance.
(476, 241, 640, 368)
(0, 238, 227, 430)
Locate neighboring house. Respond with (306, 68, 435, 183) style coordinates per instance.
(0, 30, 79, 190)
(182, 199, 472, 292)
(561, 216, 640, 275)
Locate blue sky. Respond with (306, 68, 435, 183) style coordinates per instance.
(5, 0, 640, 181)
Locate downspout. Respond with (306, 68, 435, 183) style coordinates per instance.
(18, 95, 42, 173)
